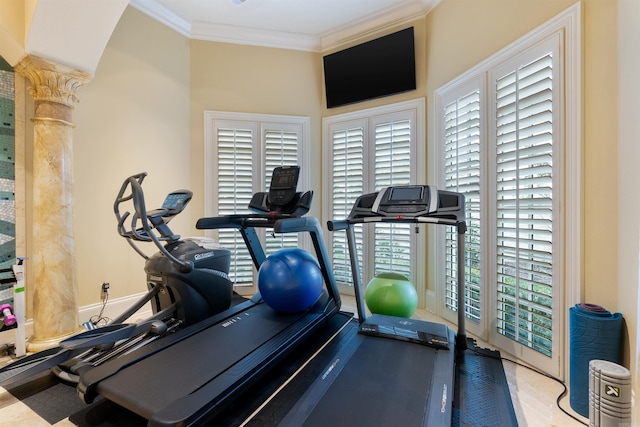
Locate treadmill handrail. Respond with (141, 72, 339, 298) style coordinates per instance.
(329, 216, 465, 232)
(327, 187, 468, 355)
(196, 213, 310, 230)
(273, 216, 321, 233)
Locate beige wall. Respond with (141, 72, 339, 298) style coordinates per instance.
(425, 0, 575, 91)
(0, 0, 25, 44)
(188, 40, 323, 221)
(583, 0, 619, 312)
(423, 0, 627, 357)
(63, 6, 326, 305)
(0, 0, 26, 64)
(424, 0, 620, 314)
(69, 7, 191, 305)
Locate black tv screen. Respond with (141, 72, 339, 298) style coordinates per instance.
(323, 27, 416, 108)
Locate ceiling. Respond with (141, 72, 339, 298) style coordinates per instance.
(129, 0, 440, 52)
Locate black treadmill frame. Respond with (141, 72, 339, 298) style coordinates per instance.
(76, 215, 342, 427)
(262, 185, 468, 427)
(330, 210, 468, 354)
(327, 186, 467, 356)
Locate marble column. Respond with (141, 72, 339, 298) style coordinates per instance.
(14, 55, 92, 351)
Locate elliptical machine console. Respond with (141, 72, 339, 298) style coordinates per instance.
(114, 172, 234, 327)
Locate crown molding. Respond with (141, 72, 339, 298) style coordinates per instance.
(130, 0, 440, 52)
(321, 0, 440, 51)
(130, 0, 191, 37)
(190, 22, 321, 51)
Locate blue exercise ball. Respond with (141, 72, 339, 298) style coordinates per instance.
(258, 248, 324, 313)
(365, 272, 418, 318)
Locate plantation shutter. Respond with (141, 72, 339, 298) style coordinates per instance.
(443, 89, 482, 323)
(207, 112, 309, 294)
(330, 124, 365, 287)
(264, 127, 301, 254)
(435, 10, 577, 373)
(373, 119, 412, 279)
(216, 125, 256, 286)
(324, 100, 423, 294)
(494, 52, 554, 356)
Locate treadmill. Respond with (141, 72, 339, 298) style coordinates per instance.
(76, 166, 343, 427)
(244, 184, 468, 427)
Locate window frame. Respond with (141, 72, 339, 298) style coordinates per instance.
(437, 76, 486, 340)
(488, 36, 563, 369)
(431, 4, 581, 378)
(322, 98, 426, 305)
(204, 110, 311, 293)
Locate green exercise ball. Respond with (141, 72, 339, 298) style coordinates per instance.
(364, 272, 418, 318)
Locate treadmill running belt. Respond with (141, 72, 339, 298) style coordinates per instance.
(95, 303, 310, 419)
(281, 335, 441, 427)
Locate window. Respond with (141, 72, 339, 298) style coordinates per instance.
(323, 99, 425, 299)
(492, 50, 556, 358)
(204, 111, 310, 293)
(442, 84, 483, 324)
(433, 5, 580, 376)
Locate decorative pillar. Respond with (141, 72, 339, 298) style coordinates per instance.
(14, 55, 92, 351)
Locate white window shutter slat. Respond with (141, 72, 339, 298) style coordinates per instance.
(330, 125, 364, 286)
(443, 89, 483, 323)
(212, 118, 305, 288)
(216, 126, 255, 285)
(495, 51, 554, 357)
(373, 119, 412, 278)
(263, 127, 301, 254)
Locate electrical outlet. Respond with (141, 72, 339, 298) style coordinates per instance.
(101, 282, 110, 300)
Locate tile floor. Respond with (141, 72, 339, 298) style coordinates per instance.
(0, 296, 589, 426)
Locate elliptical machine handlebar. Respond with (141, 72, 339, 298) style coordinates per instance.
(114, 173, 194, 273)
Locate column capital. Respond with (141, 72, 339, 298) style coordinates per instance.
(14, 55, 92, 108)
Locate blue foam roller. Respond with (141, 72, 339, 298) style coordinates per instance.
(569, 303, 623, 417)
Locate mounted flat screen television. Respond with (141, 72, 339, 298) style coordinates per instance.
(323, 27, 416, 108)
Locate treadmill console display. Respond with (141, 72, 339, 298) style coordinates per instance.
(371, 185, 438, 218)
(346, 185, 464, 223)
(389, 186, 423, 201)
(268, 166, 300, 206)
(271, 167, 299, 189)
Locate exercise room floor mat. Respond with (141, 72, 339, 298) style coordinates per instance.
(453, 339, 518, 427)
(6, 371, 88, 425)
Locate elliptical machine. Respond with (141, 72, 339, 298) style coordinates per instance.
(0, 173, 234, 386)
(114, 172, 234, 327)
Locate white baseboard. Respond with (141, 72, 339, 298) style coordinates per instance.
(79, 292, 153, 325)
(0, 292, 153, 348)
